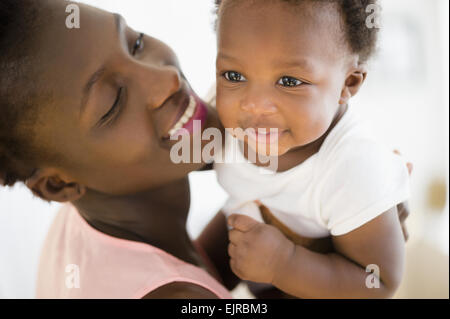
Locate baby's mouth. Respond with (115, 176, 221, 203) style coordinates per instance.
(244, 128, 285, 145)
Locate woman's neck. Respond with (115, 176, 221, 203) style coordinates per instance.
(73, 177, 201, 266)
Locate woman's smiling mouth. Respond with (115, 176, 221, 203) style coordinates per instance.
(167, 93, 208, 138)
(168, 95, 196, 136)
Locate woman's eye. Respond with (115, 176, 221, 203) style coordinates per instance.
(132, 33, 144, 55)
(97, 87, 126, 127)
(278, 76, 303, 87)
(223, 71, 246, 82)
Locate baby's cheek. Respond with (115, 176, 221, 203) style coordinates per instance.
(290, 110, 333, 146)
(216, 97, 239, 129)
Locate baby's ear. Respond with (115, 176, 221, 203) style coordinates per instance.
(25, 168, 86, 203)
(339, 65, 367, 105)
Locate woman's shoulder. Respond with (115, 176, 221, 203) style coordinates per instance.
(36, 204, 231, 299)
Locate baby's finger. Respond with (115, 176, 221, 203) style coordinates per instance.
(228, 214, 260, 232)
(227, 243, 237, 258)
(228, 228, 244, 244)
(229, 258, 244, 279)
(229, 258, 239, 276)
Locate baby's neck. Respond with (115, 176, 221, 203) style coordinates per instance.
(246, 104, 348, 173)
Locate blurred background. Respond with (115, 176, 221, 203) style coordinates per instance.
(0, 0, 448, 298)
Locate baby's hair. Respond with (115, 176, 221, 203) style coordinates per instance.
(214, 0, 379, 64)
(0, 0, 50, 187)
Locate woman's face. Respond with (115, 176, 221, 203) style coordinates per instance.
(33, 2, 216, 194)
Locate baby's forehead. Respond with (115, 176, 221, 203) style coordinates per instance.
(217, 0, 348, 61)
(218, 0, 343, 24)
(218, 1, 346, 44)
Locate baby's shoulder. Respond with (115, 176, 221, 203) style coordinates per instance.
(317, 133, 405, 182)
(318, 107, 392, 165)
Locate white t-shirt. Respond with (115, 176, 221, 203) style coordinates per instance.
(214, 105, 410, 238)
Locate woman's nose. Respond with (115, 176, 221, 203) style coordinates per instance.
(240, 87, 278, 115)
(143, 65, 182, 110)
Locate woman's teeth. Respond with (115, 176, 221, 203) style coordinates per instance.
(168, 95, 196, 136)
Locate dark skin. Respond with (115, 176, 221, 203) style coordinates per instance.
(213, 1, 409, 298)
(23, 1, 223, 298)
(11, 1, 411, 299)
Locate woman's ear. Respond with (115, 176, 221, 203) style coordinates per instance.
(25, 168, 86, 203)
(339, 65, 367, 105)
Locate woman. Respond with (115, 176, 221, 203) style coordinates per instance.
(0, 0, 410, 298)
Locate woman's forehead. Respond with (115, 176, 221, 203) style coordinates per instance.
(37, 4, 118, 101)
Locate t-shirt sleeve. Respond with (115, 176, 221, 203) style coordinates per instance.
(319, 140, 410, 236)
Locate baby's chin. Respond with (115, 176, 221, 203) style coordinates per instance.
(243, 140, 291, 158)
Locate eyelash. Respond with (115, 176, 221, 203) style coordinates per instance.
(98, 33, 143, 127)
(132, 33, 145, 55)
(98, 87, 125, 126)
(222, 71, 304, 87)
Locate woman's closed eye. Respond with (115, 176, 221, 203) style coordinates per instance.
(97, 87, 126, 127)
(96, 33, 143, 127)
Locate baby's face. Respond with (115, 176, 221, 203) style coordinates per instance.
(216, 1, 354, 156)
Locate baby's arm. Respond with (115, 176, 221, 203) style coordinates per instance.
(196, 210, 242, 290)
(228, 206, 405, 298)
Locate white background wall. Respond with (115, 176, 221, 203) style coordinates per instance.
(0, 0, 448, 298)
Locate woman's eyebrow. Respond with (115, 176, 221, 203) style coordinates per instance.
(79, 14, 125, 118)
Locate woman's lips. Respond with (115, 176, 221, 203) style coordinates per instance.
(167, 94, 208, 138)
(167, 95, 196, 136)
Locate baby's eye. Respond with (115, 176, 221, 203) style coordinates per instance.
(223, 71, 247, 82)
(277, 76, 303, 87)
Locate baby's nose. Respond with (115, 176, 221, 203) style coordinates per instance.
(240, 96, 277, 115)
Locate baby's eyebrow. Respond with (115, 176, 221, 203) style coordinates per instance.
(218, 52, 316, 74)
(273, 58, 316, 73)
(217, 53, 240, 63)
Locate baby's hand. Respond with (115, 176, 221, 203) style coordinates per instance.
(227, 214, 295, 284)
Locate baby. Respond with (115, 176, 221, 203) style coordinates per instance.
(213, 0, 410, 298)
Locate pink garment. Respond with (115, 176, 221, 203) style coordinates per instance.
(36, 204, 232, 299)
